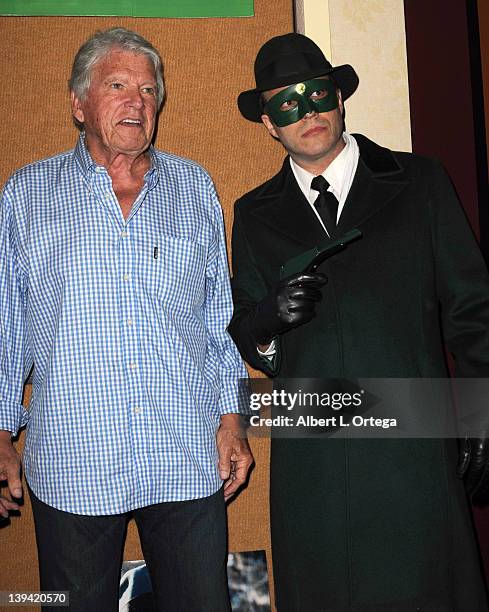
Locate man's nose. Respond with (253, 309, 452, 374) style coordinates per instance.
(302, 108, 318, 120)
(126, 88, 144, 108)
(299, 99, 318, 120)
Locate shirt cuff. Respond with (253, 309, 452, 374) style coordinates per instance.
(218, 375, 252, 417)
(0, 400, 29, 436)
(257, 339, 277, 360)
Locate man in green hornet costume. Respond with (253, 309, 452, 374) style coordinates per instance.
(229, 33, 489, 611)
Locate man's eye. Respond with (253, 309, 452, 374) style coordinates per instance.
(279, 100, 298, 111)
(110, 82, 123, 90)
(142, 87, 155, 95)
(310, 89, 328, 100)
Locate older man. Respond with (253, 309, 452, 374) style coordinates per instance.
(0, 28, 252, 611)
(229, 33, 489, 611)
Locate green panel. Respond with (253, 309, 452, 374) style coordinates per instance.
(1, 0, 254, 17)
(133, 0, 253, 17)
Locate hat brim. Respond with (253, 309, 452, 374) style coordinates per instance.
(237, 64, 359, 123)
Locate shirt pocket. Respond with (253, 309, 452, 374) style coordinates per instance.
(151, 235, 207, 313)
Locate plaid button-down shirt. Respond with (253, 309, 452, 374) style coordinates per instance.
(0, 134, 247, 515)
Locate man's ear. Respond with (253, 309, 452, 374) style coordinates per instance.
(337, 89, 344, 116)
(261, 114, 279, 139)
(70, 91, 85, 124)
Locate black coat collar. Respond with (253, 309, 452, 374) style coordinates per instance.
(249, 134, 408, 246)
(353, 133, 403, 175)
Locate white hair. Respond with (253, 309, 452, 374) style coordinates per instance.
(69, 27, 165, 109)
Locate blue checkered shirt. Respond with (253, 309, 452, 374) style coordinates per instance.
(0, 134, 247, 515)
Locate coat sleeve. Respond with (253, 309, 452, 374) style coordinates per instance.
(228, 202, 280, 376)
(429, 159, 489, 377)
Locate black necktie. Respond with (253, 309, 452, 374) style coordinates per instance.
(311, 175, 338, 235)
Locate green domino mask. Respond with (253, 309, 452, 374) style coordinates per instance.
(264, 78, 339, 127)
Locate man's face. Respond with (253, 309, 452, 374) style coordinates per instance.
(261, 77, 345, 171)
(71, 48, 158, 162)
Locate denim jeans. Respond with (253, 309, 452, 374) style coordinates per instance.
(29, 486, 231, 612)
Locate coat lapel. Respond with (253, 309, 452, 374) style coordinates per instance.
(249, 158, 328, 248)
(334, 135, 409, 236)
(247, 135, 410, 246)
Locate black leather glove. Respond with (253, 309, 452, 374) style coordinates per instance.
(457, 436, 489, 505)
(251, 272, 327, 345)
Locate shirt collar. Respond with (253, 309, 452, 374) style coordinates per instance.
(290, 131, 355, 201)
(74, 131, 97, 177)
(74, 131, 159, 190)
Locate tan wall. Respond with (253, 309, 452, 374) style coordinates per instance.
(296, 0, 412, 152)
(0, 5, 294, 609)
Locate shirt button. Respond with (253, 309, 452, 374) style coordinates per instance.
(121, 231, 128, 238)
(133, 407, 142, 414)
(129, 362, 137, 370)
(123, 274, 130, 281)
(127, 319, 133, 326)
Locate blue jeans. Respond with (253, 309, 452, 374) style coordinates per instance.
(29, 487, 231, 612)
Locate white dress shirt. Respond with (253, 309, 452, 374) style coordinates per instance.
(290, 131, 359, 235)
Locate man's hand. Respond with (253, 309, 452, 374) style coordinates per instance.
(251, 272, 327, 345)
(217, 414, 254, 502)
(0, 430, 22, 519)
(457, 436, 489, 505)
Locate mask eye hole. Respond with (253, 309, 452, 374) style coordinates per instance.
(310, 89, 328, 101)
(279, 99, 298, 112)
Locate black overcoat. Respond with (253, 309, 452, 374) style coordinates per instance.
(229, 135, 489, 611)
